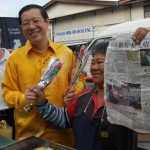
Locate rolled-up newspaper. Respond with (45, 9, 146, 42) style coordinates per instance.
(24, 57, 63, 112)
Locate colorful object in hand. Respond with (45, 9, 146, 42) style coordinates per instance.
(37, 57, 63, 90)
(71, 45, 90, 85)
(24, 57, 63, 112)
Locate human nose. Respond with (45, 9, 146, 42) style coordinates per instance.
(92, 63, 99, 69)
(28, 21, 36, 27)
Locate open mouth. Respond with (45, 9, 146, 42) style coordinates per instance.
(30, 31, 39, 37)
(92, 72, 100, 76)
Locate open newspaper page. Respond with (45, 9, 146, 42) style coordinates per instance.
(104, 33, 150, 133)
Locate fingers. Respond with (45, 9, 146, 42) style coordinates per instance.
(25, 86, 39, 102)
(132, 28, 141, 44)
(31, 88, 47, 106)
(25, 89, 38, 103)
(25, 86, 46, 106)
(64, 92, 76, 101)
(64, 94, 76, 106)
(132, 27, 150, 44)
(63, 86, 76, 105)
(63, 85, 75, 97)
(26, 99, 37, 104)
(64, 100, 75, 106)
(63, 86, 71, 97)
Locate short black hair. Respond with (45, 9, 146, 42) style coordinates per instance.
(18, 4, 49, 25)
(91, 41, 109, 57)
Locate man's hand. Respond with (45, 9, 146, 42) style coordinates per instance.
(132, 27, 150, 44)
(25, 87, 47, 106)
(25, 87, 37, 104)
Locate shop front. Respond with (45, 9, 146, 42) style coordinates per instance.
(54, 26, 94, 53)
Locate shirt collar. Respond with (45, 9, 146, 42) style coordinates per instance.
(25, 39, 58, 55)
(0, 48, 10, 63)
(93, 89, 105, 108)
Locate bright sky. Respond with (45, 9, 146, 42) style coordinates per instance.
(0, 0, 50, 17)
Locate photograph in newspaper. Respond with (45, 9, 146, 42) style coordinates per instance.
(140, 49, 150, 66)
(106, 80, 141, 109)
(104, 33, 150, 133)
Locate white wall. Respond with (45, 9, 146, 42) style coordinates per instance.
(47, 2, 144, 41)
(46, 3, 103, 19)
(131, 4, 144, 20)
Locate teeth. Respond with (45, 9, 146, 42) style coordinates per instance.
(30, 32, 38, 36)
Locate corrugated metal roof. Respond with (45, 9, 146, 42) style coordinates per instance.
(119, 0, 145, 5)
(43, 0, 146, 9)
(43, 0, 117, 9)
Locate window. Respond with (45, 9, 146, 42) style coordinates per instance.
(144, 4, 150, 18)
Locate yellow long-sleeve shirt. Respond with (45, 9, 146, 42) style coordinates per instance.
(1, 40, 84, 147)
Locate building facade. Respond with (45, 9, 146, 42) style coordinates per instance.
(44, 0, 150, 47)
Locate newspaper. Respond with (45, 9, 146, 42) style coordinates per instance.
(104, 33, 150, 133)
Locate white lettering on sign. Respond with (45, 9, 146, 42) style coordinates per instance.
(8, 28, 21, 35)
(54, 27, 93, 43)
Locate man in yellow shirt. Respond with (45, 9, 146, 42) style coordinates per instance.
(1, 4, 85, 147)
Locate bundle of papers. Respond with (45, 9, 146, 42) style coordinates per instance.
(104, 33, 150, 133)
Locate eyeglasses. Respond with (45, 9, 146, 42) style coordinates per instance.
(21, 18, 45, 28)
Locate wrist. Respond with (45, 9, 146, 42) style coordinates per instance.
(36, 99, 48, 107)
